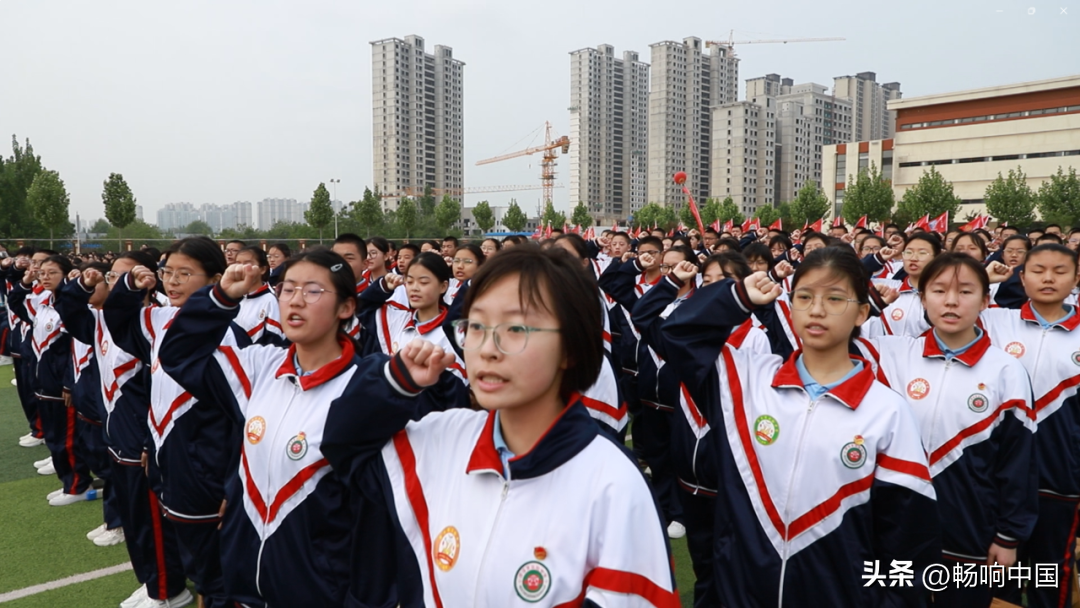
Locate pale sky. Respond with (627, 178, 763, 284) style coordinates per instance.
(0, 0, 1075, 224)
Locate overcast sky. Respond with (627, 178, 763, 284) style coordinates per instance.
(0, 0, 1075, 224)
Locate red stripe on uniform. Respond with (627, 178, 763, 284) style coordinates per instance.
(149, 392, 194, 437)
(143, 308, 156, 341)
(786, 473, 875, 540)
(929, 399, 1026, 465)
(876, 453, 932, 482)
(1034, 374, 1080, 412)
(147, 489, 169, 599)
(217, 346, 252, 399)
(379, 306, 394, 354)
(66, 404, 81, 492)
(392, 432, 445, 608)
(104, 359, 140, 403)
(679, 384, 707, 430)
(555, 567, 679, 608)
(579, 395, 627, 421)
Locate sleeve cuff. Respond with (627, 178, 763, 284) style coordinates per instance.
(385, 354, 423, 397)
(732, 280, 756, 314)
(666, 274, 685, 290)
(77, 277, 95, 294)
(993, 533, 1019, 549)
(868, 282, 887, 316)
(210, 284, 242, 309)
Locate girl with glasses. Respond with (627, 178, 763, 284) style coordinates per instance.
(447, 244, 486, 307)
(266, 243, 290, 287)
(366, 236, 392, 286)
(662, 246, 939, 607)
(104, 237, 243, 608)
(862, 232, 943, 337)
(232, 246, 285, 346)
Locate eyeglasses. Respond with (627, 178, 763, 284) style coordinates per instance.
(901, 250, 933, 260)
(861, 246, 882, 253)
(659, 264, 675, 272)
(790, 291, 860, 315)
(451, 320, 559, 355)
(225, 248, 242, 255)
(452, 258, 476, 265)
(278, 285, 338, 304)
(158, 269, 208, 283)
(105, 272, 119, 285)
(637, 249, 661, 257)
(1004, 248, 1028, 256)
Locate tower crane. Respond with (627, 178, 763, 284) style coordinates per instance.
(475, 122, 570, 206)
(707, 30, 845, 58)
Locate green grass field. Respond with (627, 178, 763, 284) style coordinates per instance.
(0, 362, 698, 606)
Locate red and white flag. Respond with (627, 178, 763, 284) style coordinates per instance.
(928, 211, 949, 233)
(769, 218, 783, 231)
(855, 215, 868, 229)
(808, 218, 823, 233)
(832, 215, 845, 228)
(721, 219, 733, 233)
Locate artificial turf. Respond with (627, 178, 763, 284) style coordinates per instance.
(0, 362, 698, 606)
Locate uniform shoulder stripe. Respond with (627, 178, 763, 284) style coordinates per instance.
(392, 432, 445, 608)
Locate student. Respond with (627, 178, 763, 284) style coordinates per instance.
(266, 242, 291, 286)
(863, 253, 1037, 608)
(863, 232, 942, 337)
(480, 237, 501, 259)
(56, 250, 189, 608)
(321, 246, 680, 606)
(105, 237, 239, 608)
(367, 236, 393, 286)
(441, 235, 459, 259)
(332, 233, 369, 293)
(358, 251, 470, 416)
(232, 246, 285, 346)
(446, 244, 486, 306)
(1001, 235, 1032, 269)
(223, 240, 245, 265)
(395, 243, 420, 277)
(980, 244, 1080, 608)
(950, 232, 989, 263)
(0, 248, 45, 447)
(662, 247, 940, 607)
(158, 249, 419, 607)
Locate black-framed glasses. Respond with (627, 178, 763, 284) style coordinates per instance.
(278, 284, 338, 304)
(659, 264, 675, 273)
(790, 291, 860, 315)
(158, 269, 208, 284)
(451, 320, 560, 355)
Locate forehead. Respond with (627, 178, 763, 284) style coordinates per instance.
(332, 243, 362, 256)
(235, 250, 259, 261)
(794, 267, 853, 292)
(163, 253, 201, 269)
(283, 261, 331, 284)
(927, 265, 981, 285)
(1026, 251, 1076, 268)
(469, 273, 555, 321)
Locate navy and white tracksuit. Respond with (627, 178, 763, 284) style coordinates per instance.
(662, 278, 941, 607)
(71, 334, 122, 531)
(0, 271, 41, 437)
(158, 285, 410, 607)
(864, 330, 1039, 607)
(54, 278, 188, 602)
(234, 283, 285, 346)
(982, 304, 1080, 608)
(863, 277, 930, 338)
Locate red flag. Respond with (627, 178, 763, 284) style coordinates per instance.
(832, 215, 844, 228)
(929, 211, 948, 233)
(749, 218, 761, 234)
(710, 219, 721, 232)
(740, 217, 752, 233)
(544, 224, 553, 239)
(530, 226, 542, 240)
(678, 222, 687, 233)
(571, 224, 581, 235)
(584, 226, 595, 240)
(769, 218, 783, 231)
(809, 218, 823, 233)
(1000, 220, 1008, 228)
(855, 215, 868, 229)
(721, 219, 733, 233)
(633, 226, 642, 239)
(911, 214, 930, 232)
(979, 215, 992, 230)
(611, 222, 619, 233)
(667, 228, 675, 237)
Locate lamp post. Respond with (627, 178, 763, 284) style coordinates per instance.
(329, 178, 341, 238)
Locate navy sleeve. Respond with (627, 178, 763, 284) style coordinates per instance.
(584, 239, 601, 260)
(357, 277, 395, 336)
(6, 282, 32, 325)
(660, 278, 756, 394)
(102, 273, 152, 364)
(630, 277, 680, 360)
(54, 279, 98, 345)
(992, 268, 1026, 309)
(871, 481, 942, 606)
(862, 253, 886, 275)
(446, 281, 468, 323)
(597, 259, 642, 311)
(991, 415, 1039, 547)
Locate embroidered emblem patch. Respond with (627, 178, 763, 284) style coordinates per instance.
(891, 308, 904, 321)
(514, 561, 552, 602)
(286, 432, 308, 460)
(433, 526, 460, 572)
(259, 309, 267, 320)
(841, 435, 867, 469)
(1005, 342, 1026, 358)
(45, 322, 53, 331)
(753, 415, 780, 446)
(968, 393, 989, 413)
(100, 340, 110, 355)
(533, 546, 547, 560)
(1072, 352, 1080, 366)
(246, 416, 266, 444)
(906, 378, 930, 400)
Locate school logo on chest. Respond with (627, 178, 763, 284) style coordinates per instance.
(968, 389, 989, 413)
(753, 415, 780, 446)
(45, 322, 53, 331)
(514, 560, 552, 603)
(1072, 352, 1080, 367)
(433, 526, 460, 572)
(891, 308, 904, 321)
(906, 378, 930, 400)
(840, 435, 867, 469)
(246, 416, 266, 445)
(1005, 342, 1026, 358)
(286, 432, 308, 460)
(100, 340, 109, 355)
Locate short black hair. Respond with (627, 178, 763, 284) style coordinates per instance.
(1024, 243, 1078, 270)
(636, 236, 663, 252)
(742, 243, 774, 268)
(335, 233, 366, 250)
(442, 236, 459, 247)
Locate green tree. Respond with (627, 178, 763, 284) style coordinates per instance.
(472, 201, 496, 234)
(86, 220, 163, 249)
(348, 187, 384, 237)
(570, 201, 591, 228)
(777, 202, 795, 227)
(632, 203, 662, 229)
(788, 180, 831, 226)
(718, 197, 745, 225)
(503, 199, 528, 232)
(985, 166, 1036, 227)
(656, 205, 679, 231)
(541, 201, 565, 229)
(1037, 166, 1080, 227)
(841, 163, 895, 224)
(305, 182, 334, 242)
(0, 136, 44, 239)
(218, 225, 262, 241)
(754, 205, 782, 229)
(417, 186, 437, 218)
(895, 167, 962, 226)
(679, 203, 697, 230)
(180, 219, 215, 236)
(26, 170, 72, 247)
(102, 172, 137, 248)
(89, 218, 111, 234)
(395, 198, 418, 238)
(700, 198, 723, 225)
(434, 195, 461, 233)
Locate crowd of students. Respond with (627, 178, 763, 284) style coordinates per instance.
(0, 219, 1078, 608)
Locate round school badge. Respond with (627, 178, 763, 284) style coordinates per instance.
(967, 393, 989, 413)
(753, 415, 780, 446)
(433, 526, 460, 572)
(891, 308, 904, 321)
(286, 432, 308, 460)
(45, 322, 53, 331)
(100, 340, 109, 355)
(1072, 351, 1080, 366)
(840, 435, 867, 469)
(514, 561, 552, 603)
(906, 378, 930, 400)
(259, 309, 267, 320)
(246, 416, 266, 445)
(1005, 342, 1026, 358)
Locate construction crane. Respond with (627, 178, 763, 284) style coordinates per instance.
(476, 122, 570, 206)
(707, 30, 845, 58)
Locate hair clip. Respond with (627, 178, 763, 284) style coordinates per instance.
(331, 263, 344, 272)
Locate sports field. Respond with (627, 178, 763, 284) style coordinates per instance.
(0, 362, 697, 606)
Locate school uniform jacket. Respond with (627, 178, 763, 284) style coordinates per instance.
(863, 278, 930, 338)
(864, 331, 1038, 561)
(55, 279, 151, 462)
(323, 390, 680, 608)
(234, 284, 285, 346)
(8, 284, 70, 401)
(597, 259, 659, 375)
(159, 285, 409, 607)
(981, 304, 1080, 498)
(105, 274, 245, 523)
(661, 279, 941, 608)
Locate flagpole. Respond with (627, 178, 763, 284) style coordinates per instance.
(673, 172, 705, 235)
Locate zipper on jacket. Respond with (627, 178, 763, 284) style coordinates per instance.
(777, 391, 818, 607)
(256, 381, 301, 598)
(474, 478, 510, 605)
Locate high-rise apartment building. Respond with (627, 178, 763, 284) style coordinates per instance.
(710, 99, 777, 215)
(371, 35, 464, 211)
(647, 37, 738, 208)
(256, 198, 308, 230)
(833, 72, 902, 141)
(568, 44, 649, 225)
(156, 202, 200, 233)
